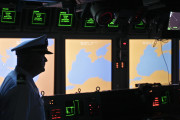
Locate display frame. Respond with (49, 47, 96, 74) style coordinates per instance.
(0, 7, 22, 31)
(129, 38, 173, 89)
(58, 34, 126, 94)
(22, 8, 52, 32)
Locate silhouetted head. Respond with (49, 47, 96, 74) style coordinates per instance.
(11, 34, 53, 77)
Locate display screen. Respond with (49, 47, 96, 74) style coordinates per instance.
(65, 39, 112, 94)
(58, 11, 73, 27)
(1, 8, 16, 23)
(168, 12, 180, 30)
(129, 39, 171, 88)
(0, 38, 55, 96)
(84, 18, 96, 28)
(32, 10, 46, 25)
(25, 8, 50, 28)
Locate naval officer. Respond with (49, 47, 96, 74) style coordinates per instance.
(0, 34, 52, 120)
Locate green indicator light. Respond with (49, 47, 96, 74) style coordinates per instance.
(173, 27, 178, 28)
(58, 12, 73, 27)
(84, 18, 96, 27)
(2, 8, 9, 11)
(32, 10, 46, 25)
(108, 19, 119, 28)
(66, 100, 80, 117)
(168, 26, 179, 30)
(75, 100, 80, 114)
(134, 21, 145, 29)
(161, 96, 168, 104)
(161, 91, 170, 104)
(1, 8, 16, 23)
(66, 106, 75, 116)
(60, 11, 67, 14)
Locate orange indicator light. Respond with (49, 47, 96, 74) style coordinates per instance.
(116, 62, 119, 68)
(121, 62, 124, 68)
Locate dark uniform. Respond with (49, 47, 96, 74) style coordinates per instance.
(0, 35, 52, 120)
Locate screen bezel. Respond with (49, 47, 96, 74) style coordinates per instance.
(129, 39, 172, 89)
(59, 34, 127, 94)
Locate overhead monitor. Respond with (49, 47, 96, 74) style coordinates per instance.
(134, 20, 146, 30)
(84, 18, 96, 28)
(65, 39, 112, 94)
(32, 10, 46, 25)
(24, 8, 51, 30)
(0, 7, 21, 30)
(168, 12, 180, 30)
(129, 39, 171, 88)
(0, 38, 55, 96)
(1, 8, 16, 23)
(58, 11, 73, 27)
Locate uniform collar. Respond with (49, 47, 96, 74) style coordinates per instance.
(15, 66, 34, 80)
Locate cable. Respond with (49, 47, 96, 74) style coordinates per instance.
(160, 40, 171, 85)
(153, 39, 171, 85)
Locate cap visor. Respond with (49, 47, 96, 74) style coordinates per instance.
(45, 51, 53, 54)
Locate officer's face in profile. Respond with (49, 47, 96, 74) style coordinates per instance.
(32, 53, 47, 73)
(18, 53, 48, 76)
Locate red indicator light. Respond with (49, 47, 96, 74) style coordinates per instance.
(123, 42, 127, 46)
(153, 97, 160, 107)
(51, 109, 61, 119)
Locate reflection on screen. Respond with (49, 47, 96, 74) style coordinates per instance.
(65, 39, 112, 94)
(129, 39, 171, 88)
(168, 12, 180, 30)
(0, 38, 54, 96)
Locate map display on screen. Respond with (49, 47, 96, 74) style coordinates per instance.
(129, 39, 171, 88)
(65, 39, 112, 94)
(0, 38, 55, 96)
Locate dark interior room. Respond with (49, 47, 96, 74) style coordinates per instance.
(0, 0, 180, 120)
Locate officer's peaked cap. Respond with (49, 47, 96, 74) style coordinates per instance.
(11, 34, 53, 55)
